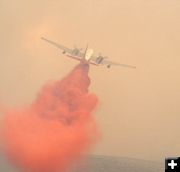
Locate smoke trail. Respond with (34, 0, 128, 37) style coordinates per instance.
(2, 63, 99, 172)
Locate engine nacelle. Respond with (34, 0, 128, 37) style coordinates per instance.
(96, 56, 104, 64)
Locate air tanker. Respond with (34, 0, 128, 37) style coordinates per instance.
(41, 37, 136, 69)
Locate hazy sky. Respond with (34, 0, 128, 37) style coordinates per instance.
(0, 0, 180, 161)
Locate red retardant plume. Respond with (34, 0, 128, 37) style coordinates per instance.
(2, 63, 99, 172)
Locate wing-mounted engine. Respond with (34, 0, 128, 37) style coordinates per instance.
(72, 49, 79, 56)
(72, 45, 83, 56)
(95, 54, 108, 64)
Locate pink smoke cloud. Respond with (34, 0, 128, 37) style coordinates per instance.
(2, 63, 99, 172)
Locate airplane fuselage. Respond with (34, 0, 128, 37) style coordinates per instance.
(66, 48, 100, 66)
(84, 49, 94, 61)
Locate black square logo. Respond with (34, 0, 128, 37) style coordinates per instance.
(165, 157, 180, 172)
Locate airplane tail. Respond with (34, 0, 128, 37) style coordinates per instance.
(83, 44, 88, 60)
(83, 44, 94, 62)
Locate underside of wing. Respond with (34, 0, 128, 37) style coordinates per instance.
(41, 37, 72, 54)
(90, 55, 99, 61)
(102, 60, 136, 68)
(66, 54, 83, 61)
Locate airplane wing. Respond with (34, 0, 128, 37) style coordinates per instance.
(89, 55, 98, 60)
(41, 37, 73, 54)
(102, 60, 136, 68)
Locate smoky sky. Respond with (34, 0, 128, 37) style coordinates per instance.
(0, 0, 180, 161)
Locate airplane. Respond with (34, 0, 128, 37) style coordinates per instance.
(41, 37, 136, 69)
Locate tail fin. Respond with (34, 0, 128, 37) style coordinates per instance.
(83, 44, 94, 61)
(84, 44, 89, 59)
